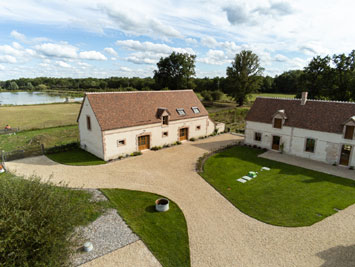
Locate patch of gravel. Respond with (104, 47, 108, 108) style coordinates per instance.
(84, 188, 108, 202)
(71, 202, 139, 266)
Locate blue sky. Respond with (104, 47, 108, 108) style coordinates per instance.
(0, 0, 354, 80)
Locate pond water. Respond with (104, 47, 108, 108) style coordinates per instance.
(0, 91, 83, 105)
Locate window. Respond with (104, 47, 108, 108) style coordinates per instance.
(176, 108, 186, 116)
(305, 138, 315, 153)
(117, 139, 125, 146)
(196, 125, 201, 130)
(192, 107, 200, 114)
(344, 125, 354, 140)
(86, 116, 91, 131)
(254, 132, 262, 141)
(273, 118, 282, 129)
(162, 131, 168, 137)
(162, 115, 169, 125)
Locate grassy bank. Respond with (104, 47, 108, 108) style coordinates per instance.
(201, 146, 355, 227)
(47, 148, 106, 166)
(209, 107, 249, 132)
(0, 125, 78, 151)
(0, 103, 81, 130)
(102, 189, 190, 267)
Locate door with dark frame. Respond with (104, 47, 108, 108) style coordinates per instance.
(138, 135, 150, 151)
(179, 128, 188, 141)
(339, 145, 352, 166)
(272, 136, 281, 151)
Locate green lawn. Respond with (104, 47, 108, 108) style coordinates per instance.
(201, 146, 355, 227)
(249, 93, 296, 102)
(0, 125, 78, 151)
(0, 103, 80, 130)
(102, 189, 190, 267)
(46, 148, 106, 166)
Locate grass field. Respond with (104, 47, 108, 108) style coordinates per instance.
(201, 146, 355, 227)
(0, 125, 78, 151)
(47, 148, 106, 166)
(0, 103, 81, 130)
(102, 189, 190, 267)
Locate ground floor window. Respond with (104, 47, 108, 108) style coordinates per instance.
(196, 125, 201, 130)
(162, 131, 168, 137)
(305, 138, 315, 153)
(117, 139, 126, 146)
(254, 132, 262, 141)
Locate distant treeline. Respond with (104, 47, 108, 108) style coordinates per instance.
(1, 50, 355, 102)
(0, 75, 297, 94)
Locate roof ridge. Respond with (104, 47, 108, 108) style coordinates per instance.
(86, 89, 193, 95)
(257, 96, 355, 104)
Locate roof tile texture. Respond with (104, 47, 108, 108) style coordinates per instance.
(86, 90, 208, 131)
(246, 97, 355, 134)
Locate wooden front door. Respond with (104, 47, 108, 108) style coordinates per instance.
(272, 136, 280, 150)
(339, 145, 352, 166)
(138, 135, 150, 151)
(179, 128, 188, 141)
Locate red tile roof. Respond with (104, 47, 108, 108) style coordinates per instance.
(246, 97, 355, 134)
(82, 90, 209, 131)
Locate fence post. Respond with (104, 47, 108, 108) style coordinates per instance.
(41, 144, 45, 155)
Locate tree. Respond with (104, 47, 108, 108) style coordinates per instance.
(26, 82, 35, 90)
(273, 70, 303, 94)
(7, 81, 19, 90)
(154, 52, 196, 90)
(226, 50, 263, 106)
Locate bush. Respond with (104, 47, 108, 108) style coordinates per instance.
(45, 142, 79, 154)
(131, 151, 142, 156)
(201, 90, 213, 101)
(163, 144, 170, 148)
(0, 175, 104, 266)
(350, 166, 354, 170)
(210, 90, 223, 101)
(189, 137, 196, 141)
(151, 146, 162, 151)
(176, 141, 182, 145)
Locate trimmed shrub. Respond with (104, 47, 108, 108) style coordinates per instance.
(189, 138, 196, 142)
(151, 146, 162, 151)
(131, 151, 142, 156)
(176, 141, 182, 145)
(0, 175, 104, 266)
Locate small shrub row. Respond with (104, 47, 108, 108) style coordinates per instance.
(151, 146, 162, 151)
(45, 142, 79, 154)
(130, 151, 142, 156)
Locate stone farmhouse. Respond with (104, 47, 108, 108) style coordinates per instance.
(77, 90, 224, 161)
(245, 92, 355, 167)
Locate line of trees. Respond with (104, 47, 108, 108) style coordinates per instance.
(1, 50, 355, 103)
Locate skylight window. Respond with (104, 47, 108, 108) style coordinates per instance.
(176, 108, 186, 116)
(192, 107, 200, 114)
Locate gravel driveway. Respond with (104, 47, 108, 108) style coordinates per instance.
(7, 134, 355, 267)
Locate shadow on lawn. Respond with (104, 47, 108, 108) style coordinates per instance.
(316, 244, 355, 267)
(210, 146, 355, 188)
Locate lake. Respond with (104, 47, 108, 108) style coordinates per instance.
(0, 91, 83, 105)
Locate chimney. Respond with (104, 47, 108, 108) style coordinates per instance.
(301, 92, 308, 105)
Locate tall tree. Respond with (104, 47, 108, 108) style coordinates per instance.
(226, 50, 263, 106)
(154, 52, 196, 90)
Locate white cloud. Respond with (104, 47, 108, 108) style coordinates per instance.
(119, 66, 132, 72)
(0, 55, 17, 63)
(35, 43, 78, 58)
(104, 47, 118, 56)
(79, 51, 107, 61)
(274, 54, 289, 62)
(77, 62, 91, 67)
(0, 65, 4, 71)
(198, 49, 230, 65)
(12, 42, 22, 49)
(201, 36, 219, 48)
(185, 38, 198, 45)
(55, 61, 71, 68)
(10, 30, 26, 41)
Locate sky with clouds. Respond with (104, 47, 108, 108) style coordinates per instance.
(0, 0, 353, 80)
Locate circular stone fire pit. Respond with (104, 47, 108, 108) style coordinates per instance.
(155, 198, 169, 212)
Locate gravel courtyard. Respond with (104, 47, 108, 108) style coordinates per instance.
(7, 134, 355, 267)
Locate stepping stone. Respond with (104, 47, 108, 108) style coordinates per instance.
(242, 176, 252, 181)
(261, 167, 270, 171)
(333, 208, 340, 212)
(237, 178, 247, 183)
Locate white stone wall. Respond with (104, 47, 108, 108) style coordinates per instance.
(245, 120, 355, 166)
(102, 116, 212, 161)
(78, 97, 104, 159)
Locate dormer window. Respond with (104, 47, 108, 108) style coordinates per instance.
(344, 125, 354, 140)
(162, 115, 169, 125)
(177, 108, 186, 116)
(273, 118, 282, 129)
(192, 107, 200, 114)
(272, 109, 287, 129)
